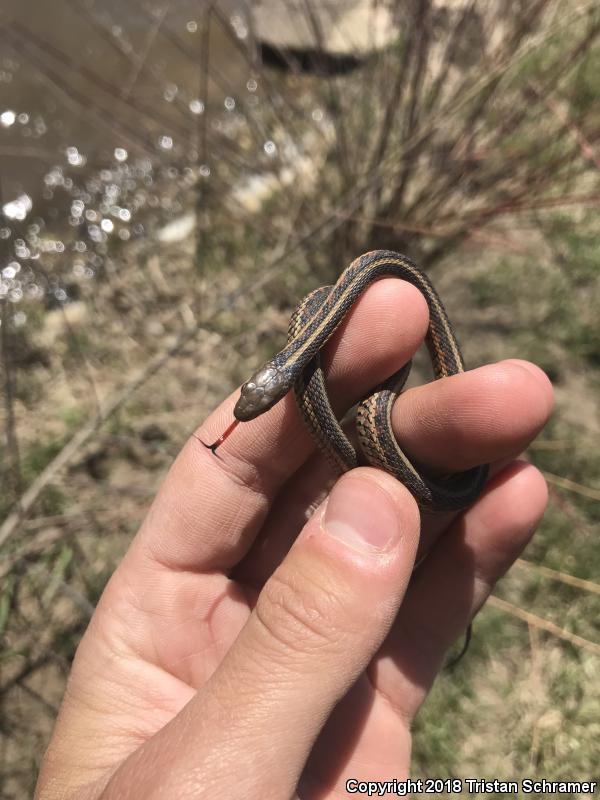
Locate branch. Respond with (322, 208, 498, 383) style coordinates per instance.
(488, 595, 600, 656)
(516, 558, 600, 595)
(543, 470, 600, 502)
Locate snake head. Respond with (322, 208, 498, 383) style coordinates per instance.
(234, 364, 290, 421)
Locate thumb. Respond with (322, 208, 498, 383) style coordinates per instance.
(103, 468, 420, 799)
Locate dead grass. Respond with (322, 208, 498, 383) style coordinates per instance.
(1, 1, 599, 796)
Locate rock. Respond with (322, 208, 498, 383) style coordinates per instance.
(157, 212, 196, 244)
(251, 0, 397, 56)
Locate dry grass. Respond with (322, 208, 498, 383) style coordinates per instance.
(1, 1, 599, 796)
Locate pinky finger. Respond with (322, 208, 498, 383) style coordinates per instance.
(370, 460, 548, 722)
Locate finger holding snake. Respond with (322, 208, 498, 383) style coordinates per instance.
(37, 252, 554, 800)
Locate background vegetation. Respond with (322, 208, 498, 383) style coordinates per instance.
(1, 1, 598, 796)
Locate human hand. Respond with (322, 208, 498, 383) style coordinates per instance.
(36, 278, 553, 799)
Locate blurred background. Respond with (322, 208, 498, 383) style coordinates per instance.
(0, 0, 598, 795)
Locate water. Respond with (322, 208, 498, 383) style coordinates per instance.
(0, 0, 284, 312)
(0, 0, 393, 316)
(0, 0, 258, 199)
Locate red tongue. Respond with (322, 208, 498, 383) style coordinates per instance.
(203, 418, 240, 454)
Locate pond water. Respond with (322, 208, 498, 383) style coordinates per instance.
(0, 1, 292, 311)
(0, 1, 396, 315)
(0, 1, 262, 202)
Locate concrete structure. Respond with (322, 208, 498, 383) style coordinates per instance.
(247, 0, 397, 56)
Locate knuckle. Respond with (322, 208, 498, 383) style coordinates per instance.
(255, 567, 351, 657)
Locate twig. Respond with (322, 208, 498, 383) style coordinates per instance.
(0, 654, 53, 698)
(366, 14, 412, 176)
(386, 0, 432, 214)
(57, 304, 101, 417)
(450, 192, 600, 220)
(24, 513, 79, 531)
(30, 563, 95, 617)
(16, 680, 60, 717)
(0, 146, 59, 160)
(0, 523, 80, 581)
(488, 595, 600, 657)
(542, 470, 600, 502)
(0, 169, 22, 500)
(65, 0, 196, 129)
(404, 4, 595, 210)
(1, 280, 23, 501)
(301, 0, 350, 181)
(8, 18, 191, 142)
(424, 0, 477, 114)
(529, 439, 572, 450)
(0, 634, 75, 697)
(332, 210, 564, 254)
(516, 558, 600, 596)
(121, 0, 172, 100)
(195, 2, 213, 268)
(2, 25, 153, 156)
(541, 89, 600, 170)
(546, 485, 598, 541)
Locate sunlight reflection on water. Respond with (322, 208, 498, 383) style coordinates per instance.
(0, 1, 351, 324)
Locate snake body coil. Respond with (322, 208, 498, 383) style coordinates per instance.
(235, 250, 488, 512)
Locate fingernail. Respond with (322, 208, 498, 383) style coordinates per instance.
(322, 474, 401, 553)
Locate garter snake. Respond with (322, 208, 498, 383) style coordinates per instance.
(231, 249, 489, 512)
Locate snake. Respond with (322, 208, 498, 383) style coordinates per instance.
(230, 249, 489, 513)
